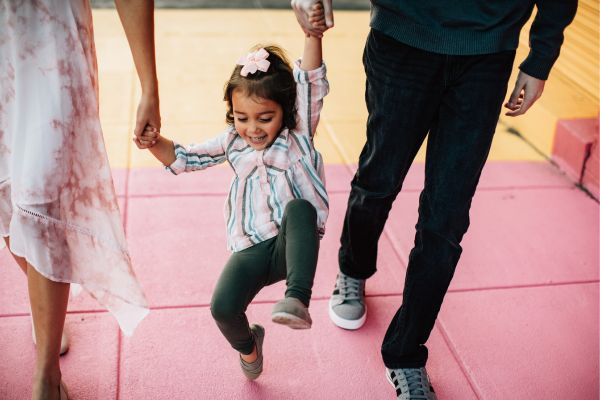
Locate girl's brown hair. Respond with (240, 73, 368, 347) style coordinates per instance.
(224, 45, 297, 131)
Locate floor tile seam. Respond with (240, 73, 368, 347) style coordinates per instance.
(118, 188, 352, 200)
(474, 184, 576, 192)
(116, 330, 123, 400)
(118, 177, 570, 194)
(116, 184, 574, 202)
(0, 295, 402, 319)
(0, 308, 113, 319)
(116, 183, 571, 195)
(0, 312, 30, 318)
(390, 184, 572, 194)
(1, 281, 596, 318)
(435, 319, 484, 400)
(446, 279, 600, 294)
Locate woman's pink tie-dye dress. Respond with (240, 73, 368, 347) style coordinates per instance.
(0, 0, 149, 335)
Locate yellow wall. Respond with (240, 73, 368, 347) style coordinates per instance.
(499, 1, 599, 156)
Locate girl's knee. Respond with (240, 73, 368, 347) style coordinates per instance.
(210, 298, 241, 323)
(285, 199, 316, 219)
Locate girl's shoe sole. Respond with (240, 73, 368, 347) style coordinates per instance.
(271, 312, 312, 329)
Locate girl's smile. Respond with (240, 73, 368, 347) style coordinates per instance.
(232, 89, 284, 150)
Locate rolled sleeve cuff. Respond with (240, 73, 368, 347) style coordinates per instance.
(293, 60, 327, 83)
(165, 143, 188, 175)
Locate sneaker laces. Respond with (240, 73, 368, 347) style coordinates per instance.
(404, 369, 428, 395)
(337, 273, 363, 301)
(390, 368, 431, 396)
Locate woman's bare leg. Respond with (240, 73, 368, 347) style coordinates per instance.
(3, 237, 27, 273)
(5, 233, 70, 399)
(3, 237, 69, 356)
(28, 264, 69, 400)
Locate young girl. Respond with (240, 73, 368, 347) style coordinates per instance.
(137, 4, 329, 380)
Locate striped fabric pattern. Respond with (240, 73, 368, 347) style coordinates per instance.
(168, 61, 329, 252)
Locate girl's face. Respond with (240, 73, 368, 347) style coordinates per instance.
(232, 89, 283, 150)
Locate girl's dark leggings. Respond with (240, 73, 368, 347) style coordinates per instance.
(210, 199, 320, 354)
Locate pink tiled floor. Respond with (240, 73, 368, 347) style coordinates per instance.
(1, 162, 598, 400)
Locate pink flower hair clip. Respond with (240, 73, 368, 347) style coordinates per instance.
(237, 48, 271, 77)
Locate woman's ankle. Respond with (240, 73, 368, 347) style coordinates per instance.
(33, 364, 62, 387)
(31, 372, 62, 400)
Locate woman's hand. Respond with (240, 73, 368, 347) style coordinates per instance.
(133, 92, 161, 148)
(134, 126, 159, 149)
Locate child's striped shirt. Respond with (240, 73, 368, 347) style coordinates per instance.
(168, 61, 329, 252)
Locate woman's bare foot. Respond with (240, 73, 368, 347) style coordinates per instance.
(31, 371, 62, 400)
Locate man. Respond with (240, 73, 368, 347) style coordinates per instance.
(292, 1, 577, 399)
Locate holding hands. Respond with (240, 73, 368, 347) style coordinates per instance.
(133, 92, 161, 149)
(134, 125, 159, 149)
(134, 0, 333, 152)
(292, 0, 334, 37)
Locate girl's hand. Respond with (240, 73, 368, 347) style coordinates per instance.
(134, 126, 159, 149)
(308, 2, 327, 33)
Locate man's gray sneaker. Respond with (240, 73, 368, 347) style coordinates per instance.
(386, 367, 438, 400)
(240, 324, 265, 380)
(271, 297, 312, 329)
(328, 272, 366, 330)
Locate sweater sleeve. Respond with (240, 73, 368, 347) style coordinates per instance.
(519, 0, 577, 80)
(167, 130, 229, 175)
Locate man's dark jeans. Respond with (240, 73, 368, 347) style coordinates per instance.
(338, 29, 515, 368)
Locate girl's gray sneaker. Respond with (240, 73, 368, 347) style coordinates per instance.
(385, 367, 438, 400)
(240, 324, 265, 380)
(328, 272, 367, 330)
(271, 297, 312, 329)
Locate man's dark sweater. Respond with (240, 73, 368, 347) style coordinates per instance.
(370, 0, 578, 80)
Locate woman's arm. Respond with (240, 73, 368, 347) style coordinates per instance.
(114, 0, 161, 142)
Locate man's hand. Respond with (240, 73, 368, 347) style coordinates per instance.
(309, 2, 327, 31)
(292, 0, 333, 38)
(504, 71, 545, 117)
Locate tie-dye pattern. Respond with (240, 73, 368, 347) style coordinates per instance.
(0, 0, 148, 335)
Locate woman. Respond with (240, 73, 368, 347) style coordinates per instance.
(0, 1, 160, 398)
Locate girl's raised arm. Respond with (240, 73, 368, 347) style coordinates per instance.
(300, 2, 327, 71)
(301, 35, 323, 71)
(300, 2, 325, 70)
